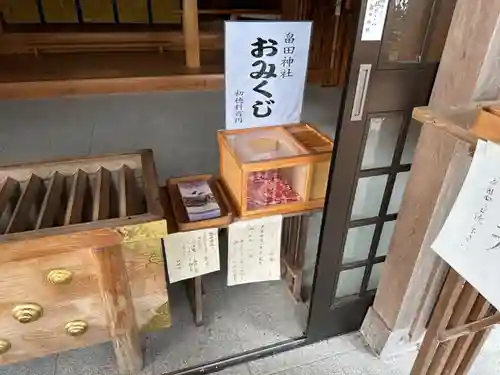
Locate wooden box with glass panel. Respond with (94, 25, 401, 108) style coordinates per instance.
(218, 124, 333, 218)
(0, 150, 169, 374)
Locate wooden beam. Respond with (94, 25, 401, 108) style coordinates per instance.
(64, 169, 89, 225)
(0, 178, 20, 234)
(440, 313, 500, 341)
(0, 178, 19, 216)
(92, 167, 111, 221)
(0, 30, 223, 55)
(118, 165, 141, 218)
(426, 283, 479, 374)
(441, 295, 491, 375)
(6, 174, 45, 234)
(182, 0, 200, 68)
(36, 172, 65, 229)
(410, 270, 464, 375)
(92, 245, 142, 375)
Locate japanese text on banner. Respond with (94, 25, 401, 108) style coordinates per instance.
(225, 22, 312, 129)
(432, 140, 500, 310)
(164, 228, 220, 283)
(227, 215, 282, 286)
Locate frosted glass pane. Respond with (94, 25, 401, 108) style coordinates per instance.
(376, 221, 396, 257)
(342, 225, 376, 264)
(380, 0, 435, 62)
(388, 172, 410, 214)
(335, 267, 365, 299)
(401, 121, 422, 164)
(368, 262, 385, 291)
(361, 116, 402, 170)
(351, 175, 388, 220)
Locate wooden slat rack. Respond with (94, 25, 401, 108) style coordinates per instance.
(409, 103, 500, 375)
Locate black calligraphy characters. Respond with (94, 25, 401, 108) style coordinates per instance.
(250, 37, 279, 119)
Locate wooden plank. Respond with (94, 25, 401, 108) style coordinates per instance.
(92, 245, 142, 375)
(35, 172, 66, 229)
(442, 295, 491, 375)
(140, 150, 163, 217)
(64, 169, 89, 225)
(454, 329, 491, 375)
(441, 313, 500, 341)
(0, 30, 222, 55)
(0, 151, 142, 182)
(119, 165, 141, 218)
(6, 174, 45, 234)
(426, 283, 479, 374)
(0, 178, 19, 214)
(0, 178, 20, 234)
(0, 73, 224, 100)
(410, 270, 465, 375)
(182, 0, 200, 68)
(92, 167, 112, 221)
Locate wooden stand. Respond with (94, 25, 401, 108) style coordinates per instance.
(163, 176, 234, 326)
(218, 123, 333, 219)
(0, 151, 170, 375)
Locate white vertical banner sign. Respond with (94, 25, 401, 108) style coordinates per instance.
(225, 21, 312, 130)
(227, 215, 283, 286)
(164, 228, 220, 283)
(361, 0, 390, 41)
(432, 140, 500, 310)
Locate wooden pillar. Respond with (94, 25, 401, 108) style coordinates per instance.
(360, 0, 500, 357)
(182, 0, 200, 69)
(93, 246, 142, 375)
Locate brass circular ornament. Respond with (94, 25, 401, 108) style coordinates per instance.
(0, 339, 11, 355)
(12, 303, 43, 324)
(46, 269, 73, 285)
(65, 320, 88, 337)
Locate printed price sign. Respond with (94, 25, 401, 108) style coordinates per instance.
(225, 21, 312, 129)
(432, 140, 500, 310)
(227, 215, 282, 286)
(164, 228, 220, 283)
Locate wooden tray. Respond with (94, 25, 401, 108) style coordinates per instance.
(167, 174, 233, 232)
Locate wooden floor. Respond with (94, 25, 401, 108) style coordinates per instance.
(0, 50, 224, 99)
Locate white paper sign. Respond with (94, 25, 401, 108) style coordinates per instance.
(164, 228, 220, 283)
(361, 0, 390, 41)
(432, 140, 500, 310)
(225, 21, 312, 129)
(227, 215, 282, 286)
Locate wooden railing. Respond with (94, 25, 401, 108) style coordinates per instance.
(0, 0, 356, 99)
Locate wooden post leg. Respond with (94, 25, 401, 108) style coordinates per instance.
(93, 246, 142, 375)
(187, 276, 203, 326)
(282, 215, 307, 302)
(182, 0, 200, 68)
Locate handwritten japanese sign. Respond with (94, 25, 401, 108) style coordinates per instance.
(163, 228, 220, 283)
(361, 0, 390, 41)
(225, 21, 312, 129)
(227, 215, 283, 286)
(432, 140, 500, 310)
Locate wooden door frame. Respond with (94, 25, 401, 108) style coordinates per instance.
(360, 0, 500, 358)
(307, 0, 455, 340)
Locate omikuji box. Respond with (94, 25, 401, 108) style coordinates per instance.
(218, 124, 333, 218)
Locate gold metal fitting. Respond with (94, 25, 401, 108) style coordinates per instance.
(12, 303, 43, 324)
(0, 339, 11, 355)
(46, 269, 73, 285)
(65, 320, 88, 337)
